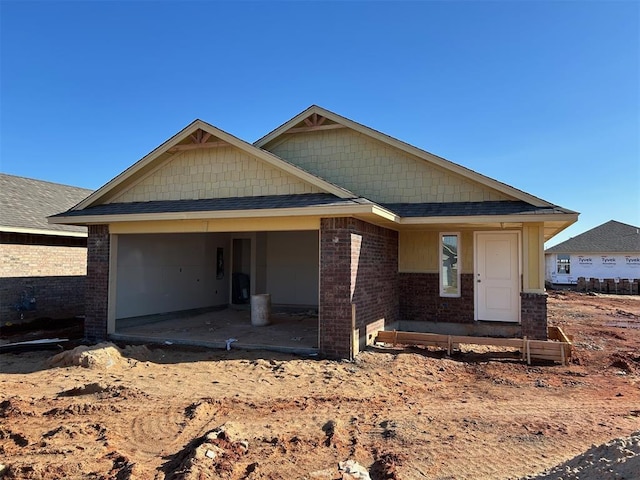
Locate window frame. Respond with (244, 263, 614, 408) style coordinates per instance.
(439, 232, 461, 298)
(556, 254, 571, 275)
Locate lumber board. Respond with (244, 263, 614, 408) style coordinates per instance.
(375, 329, 571, 365)
(376, 331, 524, 348)
(450, 335, 524, 348)
(527, 342, 564, 352)
(529, 353, 564, 361)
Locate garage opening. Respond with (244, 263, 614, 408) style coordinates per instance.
(110, 231, 319, 354)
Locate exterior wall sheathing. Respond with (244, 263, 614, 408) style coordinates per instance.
(319, 218, 398, 359)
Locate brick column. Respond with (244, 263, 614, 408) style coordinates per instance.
(520, 292, 547, 340)
(319, 218, 353, 359)
(85, 225, 110, 341)
(319, 218, 398, 359)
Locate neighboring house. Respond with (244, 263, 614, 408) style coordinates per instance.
(0, 174, 93, 324)
(545, 220, 640, 292)
(50, 106, 578, 358)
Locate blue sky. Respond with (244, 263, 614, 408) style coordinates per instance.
(1, 1, 638, 246)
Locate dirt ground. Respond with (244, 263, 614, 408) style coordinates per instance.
(1, 291, 639, 480)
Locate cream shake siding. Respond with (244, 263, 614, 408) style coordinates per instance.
(110, 147, 323, 203)
(269, 129, 513, 204)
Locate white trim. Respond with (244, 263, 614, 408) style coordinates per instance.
(48, 203, 397, 225)
(439, 232, 461, 298)
(48, 206, 575, 231)
(399, 213, 578, 225)
(107, 234, 118, 334)
(0, 226, 87, 237)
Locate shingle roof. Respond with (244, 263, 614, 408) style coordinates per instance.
(53, 195, 575, 224)
(545, 220, 640, 253)
(52, 193, 364, 218)
(0, 174, 93, 234)
(382, 201, 573, 217)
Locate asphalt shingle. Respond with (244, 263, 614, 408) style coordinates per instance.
(545, 220, 640, 253)
(382, 201, 572, 217)
(0, 174, 92, 234)
(52, 193, 361, 217)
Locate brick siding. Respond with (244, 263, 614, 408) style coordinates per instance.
(520, 292, 547, 340)
(0, 276, 85, 324)
(0, 241, 87, 324)
(399, 273, 475, 323)
(0, 243, 87, 277)
(319, 218, 398, 359)
(85, 225, 110, 341)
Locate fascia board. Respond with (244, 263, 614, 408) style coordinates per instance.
(0, 226, 88, 238)
(316, 108, 554, 208)
(399, 213, 579, 225)
(254, 105, 317, 146)
(76, 119, 354, 211)
(370, 205, 400, 223)
(256, 105, 555, 208)
(47, 204, 390, 225)
(74, 119, 205, 210)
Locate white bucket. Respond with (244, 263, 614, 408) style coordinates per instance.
(250, 294, 271, 327)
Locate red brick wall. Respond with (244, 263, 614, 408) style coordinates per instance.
(399, 273, 475, 323)
(400, 274, 548, 339)
(520, 292, 547, 340)
(319, 218, 398, 359)
(85, 225, 110, 341)
(0, 241, 87, 324)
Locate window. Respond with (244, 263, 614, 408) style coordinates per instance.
(556, 254, 570, 274)
(440, 233, 460, 297)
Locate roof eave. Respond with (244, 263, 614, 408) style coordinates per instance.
(1, 225, 88, 238)
(75, 118, 355, 211)
(48, 203, 399, 226)
(399, 212, 578, 225)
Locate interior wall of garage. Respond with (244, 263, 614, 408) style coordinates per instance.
(264, 231, 319, 307)
(115, 233, 230, 318)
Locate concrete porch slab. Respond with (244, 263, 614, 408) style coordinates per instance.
(111, 307, 319, 355)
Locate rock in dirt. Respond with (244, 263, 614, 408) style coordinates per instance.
(47, 343, 150, 369)
(164, 425, 249, 480)
(338, 459, 371, 480)
(309, 460, 372, 480)
(522, 431, 640, 479)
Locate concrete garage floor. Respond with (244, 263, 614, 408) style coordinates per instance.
(110, 307, 319, 355)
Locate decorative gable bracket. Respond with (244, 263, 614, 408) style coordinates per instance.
(285, 113, 346, 135)
(168, 129, 229, 152)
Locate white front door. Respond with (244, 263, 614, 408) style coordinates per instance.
(475, 232, 520, 322)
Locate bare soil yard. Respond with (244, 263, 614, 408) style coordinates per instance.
(1, 291, 639, 479)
